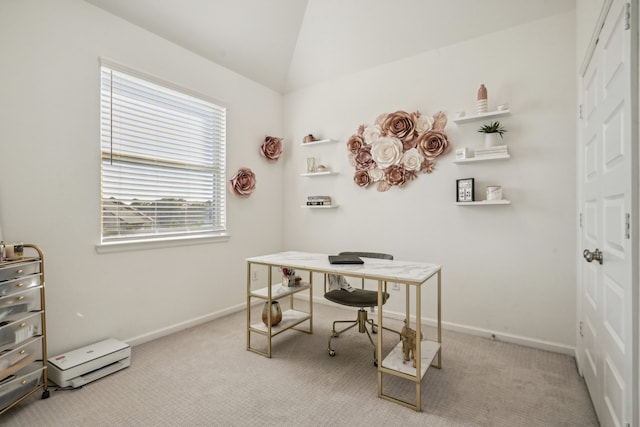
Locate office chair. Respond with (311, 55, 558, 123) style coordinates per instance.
(324, 251, 400, 364)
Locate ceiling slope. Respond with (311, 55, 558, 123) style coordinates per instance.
(86, 0, 575, 94)
(86, 0, 308, 92)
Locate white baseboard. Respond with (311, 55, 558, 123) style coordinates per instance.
(431, 317, 575, 356)
(124, 302, 246, 347)
(125, 296, 575, 357)
(309, 295, 575, 356)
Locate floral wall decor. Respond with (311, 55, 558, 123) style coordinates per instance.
(229, 167, 256, 198)
(347, 110, 450, 191)
(260, 136, 283, 162)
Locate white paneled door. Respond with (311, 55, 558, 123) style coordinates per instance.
(578, 1, 637, 426)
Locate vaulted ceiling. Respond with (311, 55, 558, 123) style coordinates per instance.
(85, 0, 576, 94)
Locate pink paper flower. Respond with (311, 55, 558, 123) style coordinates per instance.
(346, 134, 365, 155)
(260, 136, 283, 162)
(229, 167, 256, 198)
(421, 159, 436, 174)
(381, 110, 417, 144)
(384, 164, 407, 187)
(353, 170, 371, 188)
(416, 130, 450, 160)
(354, 145, 375, 170)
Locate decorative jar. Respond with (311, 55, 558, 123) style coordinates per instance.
(486, 186, 502, 200)
(262, 301, 282, 327)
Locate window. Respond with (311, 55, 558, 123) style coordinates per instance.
(100, 61, 226, 244)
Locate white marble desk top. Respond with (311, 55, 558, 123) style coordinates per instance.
(246, 251, 441, 285)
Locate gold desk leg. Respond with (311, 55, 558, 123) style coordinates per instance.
(377, 279, 383, 397)
(266, 266, 273, 358)
(309, 270, 313, 333)
(416, 283, 422, 411)
(434, 270, 442, 369)
(246, 261, 251, 353)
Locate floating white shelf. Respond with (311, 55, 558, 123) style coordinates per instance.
(453, 153, 511, 163)
(301, 204, 338, 209)
(456, 200, 511, 206)
(301, 138, 337, 146)
(300, 170, 337, 177)
(452, 109, 511, 124)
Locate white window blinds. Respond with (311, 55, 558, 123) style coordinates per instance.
(100, 63, 226, 243)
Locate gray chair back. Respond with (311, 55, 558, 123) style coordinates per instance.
(339, 251, 393, 260)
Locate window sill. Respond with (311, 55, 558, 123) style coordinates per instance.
(95, 233, 230, 254)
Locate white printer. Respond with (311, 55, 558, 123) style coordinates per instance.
(47, 338, 131, 388)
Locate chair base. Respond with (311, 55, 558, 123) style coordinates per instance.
(327, 308, 400, 364)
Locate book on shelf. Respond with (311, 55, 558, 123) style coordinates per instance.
(306, 200, 332, 206)
(474, 145, 508, 157)
(475, 145, 507, 152)
(307, 195, 331, 201)
(475, 153, 508, 158)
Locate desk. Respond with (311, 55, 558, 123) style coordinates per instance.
(246, 251, 442, 411)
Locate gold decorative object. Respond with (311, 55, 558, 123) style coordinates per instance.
(400, 319, 416, 367)
(261, 301, 282, 327)
(303, 134, 317, 143)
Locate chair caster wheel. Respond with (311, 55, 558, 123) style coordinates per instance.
(372, 326, 378, 334)
(332, 332, 339, 338)
(329, 350, 336, 357)
(374, 360, 378, 367)
(42, 389, 50, 399)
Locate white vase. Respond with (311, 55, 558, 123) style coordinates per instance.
(476, 99, 488, 114)
(485, 133, 500, 147)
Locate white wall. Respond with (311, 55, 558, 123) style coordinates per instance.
(576, 0, 609, 71)
(283, 12, 578, 351)
(0, 1, 579, 356)
(0, 0, 285, 355)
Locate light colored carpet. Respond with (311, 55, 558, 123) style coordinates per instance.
(2, 303, 599, 426)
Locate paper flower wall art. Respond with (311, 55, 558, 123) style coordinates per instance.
(347, 110, 450, 191)
(260, 136, 283, 162)
(229, 167, 256, 198)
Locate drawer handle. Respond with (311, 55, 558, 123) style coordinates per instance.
(19, 322, 26, 328)
(20, 350, 25, 355)
(21, 380, 27, 385)
(17, 296, 24, 301)
(17, 283, 24, 288)
(17, 269, 23, 274)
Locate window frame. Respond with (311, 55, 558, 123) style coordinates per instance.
(96, 59, 228, 252)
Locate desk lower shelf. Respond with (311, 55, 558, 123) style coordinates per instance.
(382, 339, 441, 378)
(250, 284, 310, 300)
(250, 309, 311, 336)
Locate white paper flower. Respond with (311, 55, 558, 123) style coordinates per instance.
(415, 115, 434, 134)
(370, 136, 403, 169)
(369, 167, 384, 182)
(401, 148, 423, 171)
(363, 124, 382, 144)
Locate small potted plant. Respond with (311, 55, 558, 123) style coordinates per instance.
(478, 121, 507, 147)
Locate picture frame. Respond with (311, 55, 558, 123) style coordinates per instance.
(456, 178, 475, 202)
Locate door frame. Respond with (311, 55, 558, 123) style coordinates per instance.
(576, 0, 639, 425)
